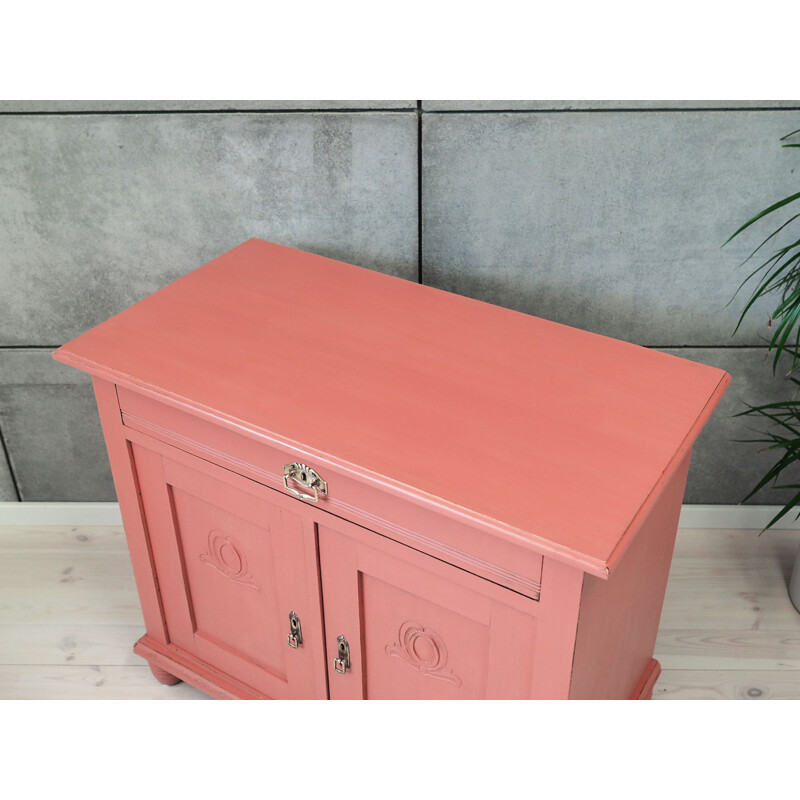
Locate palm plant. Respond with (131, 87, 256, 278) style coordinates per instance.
(725, 127, 800, 531)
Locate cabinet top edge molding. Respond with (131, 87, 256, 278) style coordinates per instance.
(53, 238, 729, 575)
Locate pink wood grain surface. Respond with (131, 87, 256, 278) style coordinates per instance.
(129, 437, 328, 699)
(117, 428, 567, 699)
(568, 451, 691, 699)
(531, 557, 585, 699)
(117, 384, 545, 595)
(92, 377, 168, 645)
(318, 520, 546, 699)
(54, 239, 730, 576)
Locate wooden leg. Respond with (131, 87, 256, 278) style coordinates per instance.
(149, 662, 182, 686)
(631, 658, 661, 700)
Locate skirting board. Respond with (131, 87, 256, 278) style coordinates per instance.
(678, 505, 800, 530)
(1, 502, 800, 530)
(0, 502, 123, 526)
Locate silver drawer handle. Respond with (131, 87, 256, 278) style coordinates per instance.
(283, 462, 327, 503)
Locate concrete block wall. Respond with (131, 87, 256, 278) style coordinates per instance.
(1, 100, 798, 504)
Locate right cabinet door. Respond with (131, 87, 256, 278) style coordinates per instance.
(319, 520, 543, 699)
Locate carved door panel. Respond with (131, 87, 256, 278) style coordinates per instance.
(318, 521, 542, 700)
(130, 439, 327, 699)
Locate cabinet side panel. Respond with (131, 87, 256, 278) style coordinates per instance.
(91, 377, 167, 643)
(568, 451, 691, 699)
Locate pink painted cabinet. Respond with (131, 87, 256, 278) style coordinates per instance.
(54, 239, 731, 699)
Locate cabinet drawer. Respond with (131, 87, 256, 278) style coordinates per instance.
(118, 385, 544, 600)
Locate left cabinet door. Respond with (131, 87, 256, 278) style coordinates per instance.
(129, 438, 328, 699)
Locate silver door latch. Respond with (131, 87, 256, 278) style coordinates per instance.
(333, 635, 350, 674)
(287, 611, 303, 648)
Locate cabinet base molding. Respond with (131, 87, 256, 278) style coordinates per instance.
(133, 636, 270, 700)
(133, 636, 664, 701)
(631, 659, 661, 700)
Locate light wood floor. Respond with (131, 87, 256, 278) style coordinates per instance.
(1, 525, 798, 699)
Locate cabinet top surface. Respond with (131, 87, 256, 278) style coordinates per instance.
(54, 239, 729, 574)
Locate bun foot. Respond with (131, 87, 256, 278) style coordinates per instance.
(631, 658, 661, 700)
(149, 663, 182, 686)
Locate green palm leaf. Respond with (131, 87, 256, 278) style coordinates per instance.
(722, 191, 800, 247)
(727, 128, 800, 529)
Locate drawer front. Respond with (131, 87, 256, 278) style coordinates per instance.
(118, 385, 545, 600)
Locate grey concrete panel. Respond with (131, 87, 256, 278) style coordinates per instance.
(423, 100, 800, 111)
(660, 347, 800, 505)
(0, 112, 418, 345)
(0, 350, 115, 501)
(0, 101, 417, 112)
(422, 111, 799, 346)
(0, 433, 17, 500)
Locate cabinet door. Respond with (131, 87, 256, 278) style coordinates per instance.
(319, 521, 542, 699)
(131, 439, 327, 699)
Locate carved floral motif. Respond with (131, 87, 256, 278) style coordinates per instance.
(199, 529, 260, 591)
(385, 621, 462, 687)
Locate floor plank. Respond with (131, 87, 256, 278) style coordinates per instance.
(668, 528, 799, 560)
(0, 665, 210, 700)
(656, 594, 800, 632)
(654, 670, 800, 700)
(0, 525, 129, 552)
(0, 539, 144, 626)
(654, 629, 800, 670)
(0, 625, 145, 665)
